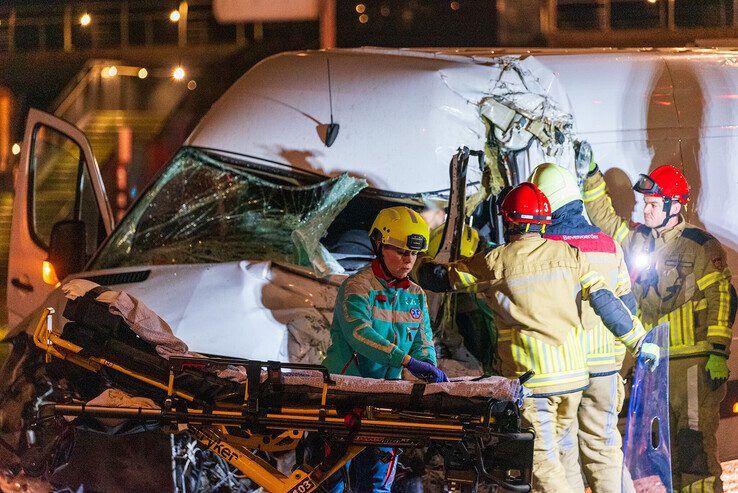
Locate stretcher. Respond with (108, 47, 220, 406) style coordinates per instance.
(25, 290, 534, 493)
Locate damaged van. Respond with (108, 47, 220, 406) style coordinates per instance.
(3, 47, 738, 488)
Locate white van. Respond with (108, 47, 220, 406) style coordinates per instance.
(5, 47, 738, 461)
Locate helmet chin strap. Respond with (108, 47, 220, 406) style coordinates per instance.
(658, 198, 677, 229)
(504, 222, 543, 242)
(372, 239, 399, 282)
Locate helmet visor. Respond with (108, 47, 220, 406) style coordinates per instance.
(633, 174, 661, 195)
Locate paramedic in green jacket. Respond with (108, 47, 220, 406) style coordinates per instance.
(322, 206, 447, 492)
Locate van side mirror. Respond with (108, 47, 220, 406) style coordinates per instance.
(49, 220, 88, 281)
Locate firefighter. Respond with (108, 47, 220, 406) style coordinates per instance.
(530, 163, 635, 493)
(427, 224, 499, 374)
(322, 206, 447, 493)
(415, 183, 658, 493)
(583, 159, 736, 492)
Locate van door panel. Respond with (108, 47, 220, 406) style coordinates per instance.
(541, 55, 678, 135)
(668, 57, 738, 131)
(574, 134, 681, 221)
(6, 109, 112, 328)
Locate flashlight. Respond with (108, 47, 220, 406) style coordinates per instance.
(634, 253, 650, 269)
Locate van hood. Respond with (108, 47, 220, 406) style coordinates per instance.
(186, 49, 574, 195)
(18, 261, 342, 362)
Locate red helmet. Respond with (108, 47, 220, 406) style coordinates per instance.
(500, 183, 552, 225)
(633, 165, 690, 204)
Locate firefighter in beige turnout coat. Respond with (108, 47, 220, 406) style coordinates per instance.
(416, 182, 659, 493)
(584, 161, 736, 492)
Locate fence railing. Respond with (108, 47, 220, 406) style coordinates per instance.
(548, 0, 738, 32)
(0, 0, 250, 53)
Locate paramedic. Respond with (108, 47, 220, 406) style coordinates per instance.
(415, 183, 658, 493)
(530, 163, 634, 493)
(583, 159, 736, 492)
(322, 206, 447, 492)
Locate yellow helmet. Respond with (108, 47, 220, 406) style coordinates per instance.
(528, 163, 581, 213)
(370, 206, 430, 252)
(428, 224, 480, 258)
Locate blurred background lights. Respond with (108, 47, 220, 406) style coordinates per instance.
(172, 66, 186, 80)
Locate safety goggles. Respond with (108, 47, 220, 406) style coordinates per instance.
(633, 174, 661, 195)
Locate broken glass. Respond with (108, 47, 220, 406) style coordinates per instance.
(292, 173, 367, 277)
(90, 147, 366, 276)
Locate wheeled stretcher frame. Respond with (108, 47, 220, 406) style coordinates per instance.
(29, 307, 533, 493)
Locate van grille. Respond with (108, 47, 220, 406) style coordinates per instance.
(82, 270, 151, 286)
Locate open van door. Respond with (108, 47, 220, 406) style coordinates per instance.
(6, 108, 113, 328)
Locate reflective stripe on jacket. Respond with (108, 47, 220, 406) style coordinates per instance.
(546, 232, 631, 374)
(584, 169, 735, 359)
(418, 237, 645, 396)
(322, 265, 436, 379)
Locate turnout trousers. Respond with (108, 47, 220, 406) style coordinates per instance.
(559, 373, 627, 493)
(670, 357, 725, 493)
(520, 391, 583, 493)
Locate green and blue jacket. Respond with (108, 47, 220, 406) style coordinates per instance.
(323, 262, 437, 379)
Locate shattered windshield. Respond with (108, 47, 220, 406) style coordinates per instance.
(90, 147, 366, 275)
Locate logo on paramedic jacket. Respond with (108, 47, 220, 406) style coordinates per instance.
(410, 308, 422, 319)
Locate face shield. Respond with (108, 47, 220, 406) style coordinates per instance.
(622, 323, 673, 491)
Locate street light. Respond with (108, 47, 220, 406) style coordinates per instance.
(169, 10, 181, 22)
(80, 13, 91, 26)
(11, 143, 20, 156)
(172, 66, 186, 81)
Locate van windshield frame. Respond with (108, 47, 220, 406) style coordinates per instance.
(88, 147, 432, 275)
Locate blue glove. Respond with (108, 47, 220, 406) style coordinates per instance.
(639, 342, 660, 372)
(405, 357, 448, 383)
